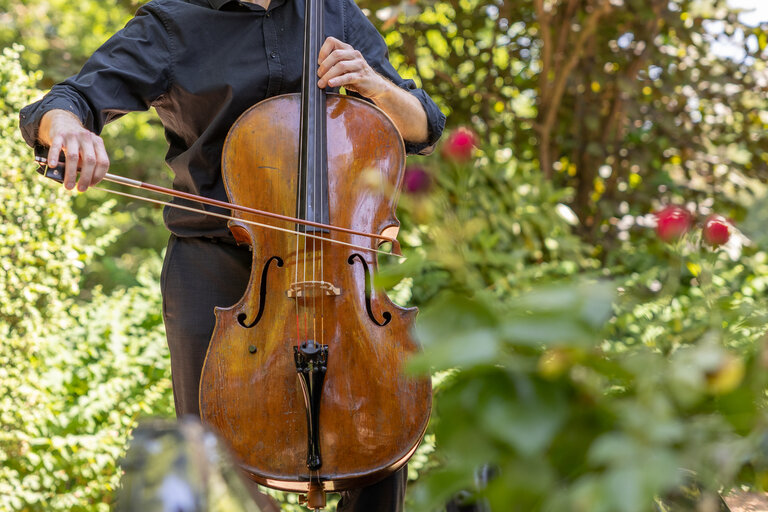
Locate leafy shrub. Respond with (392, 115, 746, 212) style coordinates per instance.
(386, 137, 597, 306)
(396, 136, 768, 512)
(0, 46, 173, 511)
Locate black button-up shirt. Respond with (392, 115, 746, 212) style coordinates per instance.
(19, 0, 445, 238)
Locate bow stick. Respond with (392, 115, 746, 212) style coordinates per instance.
(34, 156, 403, 257)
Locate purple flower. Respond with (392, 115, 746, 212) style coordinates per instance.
(403, 166, 432, 194)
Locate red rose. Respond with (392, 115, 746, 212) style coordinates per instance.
(403, 165, 431, 194)
(656, 206, 691, 242)
(703, 215, 730, 246)
(441, 127, 478, 162)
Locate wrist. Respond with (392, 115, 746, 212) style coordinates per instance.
(39, 109, 83, 145)
(366, 73, 394, 104)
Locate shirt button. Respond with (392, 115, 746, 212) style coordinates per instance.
(270, 51, 277, 59)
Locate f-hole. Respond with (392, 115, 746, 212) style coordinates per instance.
(347, 253, 391, 327)
(238, 256, 284, 328)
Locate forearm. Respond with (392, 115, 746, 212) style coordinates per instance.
(367, 77, 429, 144)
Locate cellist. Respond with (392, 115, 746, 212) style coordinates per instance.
(18, 0, 445, 509)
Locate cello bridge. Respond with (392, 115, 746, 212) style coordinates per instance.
(287, 281, 341, 298)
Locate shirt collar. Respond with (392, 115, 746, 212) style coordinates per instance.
(208, 0, 235, 9)
(208, 0, 285, 10)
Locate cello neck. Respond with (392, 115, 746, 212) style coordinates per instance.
(298, 0, 329, 233)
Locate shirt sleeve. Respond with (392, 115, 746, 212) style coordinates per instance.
(342, 0, 445, 155)
(19, 1, 173, 148)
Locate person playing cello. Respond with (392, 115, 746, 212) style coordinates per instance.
(19, 0, 445, 509)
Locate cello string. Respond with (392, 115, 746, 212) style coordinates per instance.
(315, 0, 324, 348)
(319, 179, 324, 350)
(302, 0, 309, 351)
(293, 152, 301, 349)
(302, 150, 309, 350)
(89, 186, 398, 256)
(309, 95, 315, 349)
(297, 138, 304, 353)
(296, 150, 303, 351)
(318, 67, 325, 349)
(295, 229, 301, 350)
(309, 0, 320, 349)
(312, 75, 319, 350)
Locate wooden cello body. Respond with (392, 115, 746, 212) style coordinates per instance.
(198, 91, 431, 494)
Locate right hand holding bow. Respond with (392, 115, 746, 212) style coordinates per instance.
(39, 109, 110, 192)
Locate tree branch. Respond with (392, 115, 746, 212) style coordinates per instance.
(537, 0, 613, 178)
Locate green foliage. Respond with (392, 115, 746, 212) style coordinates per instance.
(0, 263, 173, 511)
(0, 0, 172, 296)
(384, 147, 597, 306)
(366, 0, 768, 245)
(608, 231, 768, 355)
(0, 0, 140, 85)
(0, 47, 173, 511)
(393, 139, 768, 511)
(0, 45, 94, 335)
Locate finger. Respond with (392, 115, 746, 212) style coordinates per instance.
(318, 59, 363, 89)
(47, 136, 64, 176)
(91, 136, 110, 185)
(77, 138, 97, 192)
(63, 135, 80, 191)
(323, 71, 363, 91)
(318, 36, 350, 64)
(317, 48, 358, 78)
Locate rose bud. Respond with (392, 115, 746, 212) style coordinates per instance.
(441, 127, 478, 163)
(703, 215, 730, 246)
(655, 206, 691, 242)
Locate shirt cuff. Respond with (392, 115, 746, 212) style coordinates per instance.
(396, 83, 446, 156)
(19, 96, 88, 149)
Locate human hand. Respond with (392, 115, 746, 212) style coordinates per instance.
(39, 109, 110, 192)
(317, 37, 387, 100)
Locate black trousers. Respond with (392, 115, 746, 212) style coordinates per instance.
(160, 235, 407, 512)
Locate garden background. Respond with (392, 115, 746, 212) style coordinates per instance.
(1, 0, 768, 510)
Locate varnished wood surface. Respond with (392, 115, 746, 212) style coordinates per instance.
(199, 94, 431, 492)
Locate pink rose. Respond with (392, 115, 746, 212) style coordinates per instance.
(703, 215, 730, 246)
(441, 127, 478, 163)
(656, 206, 691, 242)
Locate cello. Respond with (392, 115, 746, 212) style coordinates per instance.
(197, 0, 431, 507)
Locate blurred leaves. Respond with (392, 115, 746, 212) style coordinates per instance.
(395, 136, 768, 511)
